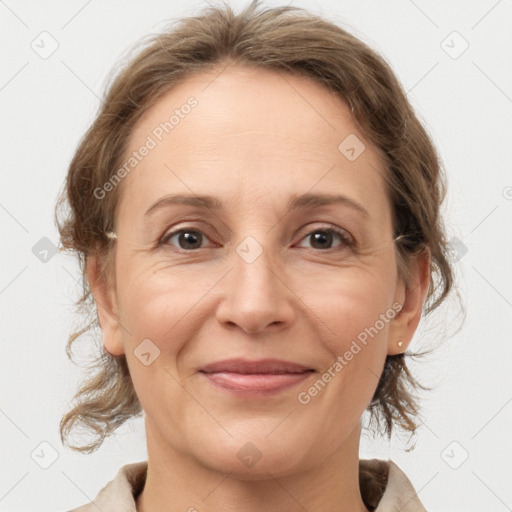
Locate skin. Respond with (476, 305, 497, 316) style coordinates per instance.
(87, 64, 430, 512)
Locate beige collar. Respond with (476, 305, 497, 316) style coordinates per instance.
(68, 458, 427, 511)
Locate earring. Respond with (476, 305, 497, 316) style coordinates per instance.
(106, 231, 118, 240)
(397, 340, 404, 348)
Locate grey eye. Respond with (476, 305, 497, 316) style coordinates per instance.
(297, 228, 352, 250)
(164, 229, 209, 250)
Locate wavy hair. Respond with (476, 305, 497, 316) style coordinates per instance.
(56, 0, 454, 453)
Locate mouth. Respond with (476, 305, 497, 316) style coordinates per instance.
(198, 358, 315, 397)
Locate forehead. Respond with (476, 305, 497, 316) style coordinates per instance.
(117, 65, 390, 223)
(130, 65, 365, 156)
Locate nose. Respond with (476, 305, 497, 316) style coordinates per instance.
(215, 242, 296, 334)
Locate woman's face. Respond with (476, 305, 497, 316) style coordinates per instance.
(92, 65, 425, 478)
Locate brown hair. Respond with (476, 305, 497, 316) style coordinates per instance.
(56, 0, 454, 453)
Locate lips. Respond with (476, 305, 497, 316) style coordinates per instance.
(198, 358, 313, 374)
(198, 358, 315, 397)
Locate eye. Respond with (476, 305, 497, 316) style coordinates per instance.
(159, 224, 354, 252)
(296, 225, 353, 250)
(160, 228, 213, 250)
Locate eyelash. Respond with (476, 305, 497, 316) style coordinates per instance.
(158, 224, 354, 252)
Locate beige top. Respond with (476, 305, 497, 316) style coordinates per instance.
(67, 459, 427, 511)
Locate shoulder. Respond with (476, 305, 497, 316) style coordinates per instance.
(66, 458, 426, 512)
(66, 461, 148, 512)
(359, 458, 428, 512)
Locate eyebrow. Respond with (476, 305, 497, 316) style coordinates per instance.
(144, 192, 369, 218)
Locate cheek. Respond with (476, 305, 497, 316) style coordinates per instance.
(114, 257, 187, 351)
(114, 258, 222, 371)
(299, 266, 395, 405)
(114, 268, 195, 414)
(306, 263, 397, 348)
(297, 290, 392, 443)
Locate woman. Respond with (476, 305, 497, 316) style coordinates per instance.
(57, 1, 453, 510)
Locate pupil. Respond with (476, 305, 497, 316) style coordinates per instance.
(180, 231, 201, 249)
(176, 230, 334, 250)
(312, 231, 331, 249)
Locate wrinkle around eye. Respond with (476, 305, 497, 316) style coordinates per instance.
(156, 224, 357, 256)
(161, 228, 215, 250)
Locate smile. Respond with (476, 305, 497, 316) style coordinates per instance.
(198, 358, 316, 397)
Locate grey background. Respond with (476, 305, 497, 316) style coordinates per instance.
(1, 0, 511, 510)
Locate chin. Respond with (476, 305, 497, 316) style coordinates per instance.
(194, 435, 310, 480)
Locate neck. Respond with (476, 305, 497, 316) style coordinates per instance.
(136, 419, 369, 512)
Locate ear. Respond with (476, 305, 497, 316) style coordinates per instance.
(387, 247, 431, 355)
(86, 253, 125, 356)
